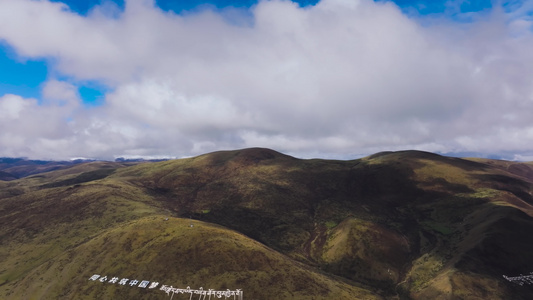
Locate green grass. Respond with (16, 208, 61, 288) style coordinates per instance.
(324, 220, 338, 229)
(421, 221, 454, 235)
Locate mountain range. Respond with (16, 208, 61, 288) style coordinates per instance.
(1, 148, 533, 299)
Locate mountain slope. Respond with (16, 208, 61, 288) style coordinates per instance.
(11, 217, 378, 300)
(1, 148, 533, 299)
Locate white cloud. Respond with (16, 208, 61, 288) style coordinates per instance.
(0, 94, 33, 120)
(41, 79, 80, 107)
(0, 0, 533, 160)
(0, 92, 80, 159)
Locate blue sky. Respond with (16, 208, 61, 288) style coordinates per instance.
(0, 0, 533, 160)
(0, 42, 48, 99)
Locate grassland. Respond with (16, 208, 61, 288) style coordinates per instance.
(1, 148, 533, 299)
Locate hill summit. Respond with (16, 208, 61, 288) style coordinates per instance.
(1, 148, 533, 299)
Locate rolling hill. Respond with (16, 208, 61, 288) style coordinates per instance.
(1, 148, 533, 299)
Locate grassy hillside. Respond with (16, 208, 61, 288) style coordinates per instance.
(1, 148, 533, 299)
(10, 217, 378, 300)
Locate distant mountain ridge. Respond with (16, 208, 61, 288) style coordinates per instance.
(0, 157, 88, 180)
(0, 157, 169, 181)
(1, 148, 533, 299)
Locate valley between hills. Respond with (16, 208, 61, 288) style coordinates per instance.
(1, 148, 533, 299)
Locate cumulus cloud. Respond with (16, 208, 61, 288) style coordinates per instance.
(0, 90, 77, 159)
(0, 0, 532, 160)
